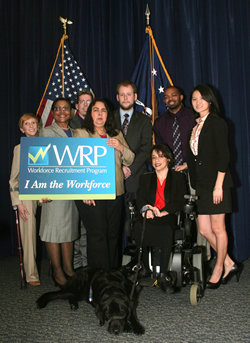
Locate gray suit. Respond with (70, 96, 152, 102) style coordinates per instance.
(114, 109, 152, 196)
(39, 122, 79, 243)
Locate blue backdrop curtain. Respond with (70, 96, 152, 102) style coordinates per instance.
(0, 0, 249, 261)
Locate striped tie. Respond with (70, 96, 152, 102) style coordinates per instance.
(172, 114, 183, 167)
(122, 113, 129, 136)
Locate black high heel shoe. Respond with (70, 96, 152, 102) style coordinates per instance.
(221, 264, 240, 284)
(52, 274, 65, 289)
(206, 273, 223, 289)
(64, 272, 74, 280)
(54, 280, 65, 289)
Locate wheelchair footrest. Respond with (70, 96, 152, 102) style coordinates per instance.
(139, 277, 157, 287)
(169, 251, 183, 288)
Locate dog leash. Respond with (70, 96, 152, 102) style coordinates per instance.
(130, 207, 149, 300)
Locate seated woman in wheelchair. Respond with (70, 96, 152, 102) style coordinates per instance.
(134, 144, 187, 293)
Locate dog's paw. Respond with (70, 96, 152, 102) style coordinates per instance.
(123, 322, 132, 333)
(36, 299, 47, 309)
(36, 293, 51, 309)
(132, 323, 145, 335)
(129, 311, 145, 335)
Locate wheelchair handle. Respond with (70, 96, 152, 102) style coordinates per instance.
(140, 205, 150, 214)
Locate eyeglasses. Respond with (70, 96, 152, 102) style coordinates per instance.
(78, 100, 91, 105)
(53, 107, 70, 111)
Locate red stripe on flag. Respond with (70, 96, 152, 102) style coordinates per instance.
(45, 111, 54, 127)
(37, 98, 48, 118)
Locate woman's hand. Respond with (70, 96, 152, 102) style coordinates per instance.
(141, 205, 168, 219)
(107, 138, 124, 155)
(153, 208, 169, 217)
(39, 198, 51, 204)
(17, 204, 29, 222)
(83, 200, 96, 206)
(213, 172, 225, 205)
(213, 188, 223, 204)
(141, 204, 154, 219)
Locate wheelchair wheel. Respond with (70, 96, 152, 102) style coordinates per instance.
(190, 284, 202, 306)
(192, 248, 204, 284)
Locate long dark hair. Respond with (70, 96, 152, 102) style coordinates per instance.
(82, 98, 118, 137)
(190, 85, 220, 119)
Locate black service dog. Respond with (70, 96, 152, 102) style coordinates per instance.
(37, 267, 145, 335)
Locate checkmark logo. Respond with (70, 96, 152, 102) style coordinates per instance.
(28, 144, 51, 165)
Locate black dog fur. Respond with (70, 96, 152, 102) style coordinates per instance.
(37, 267, 145, 335)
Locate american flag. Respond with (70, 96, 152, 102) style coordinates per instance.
(37, 35, 94, 127)
(130, 26, 173, 123)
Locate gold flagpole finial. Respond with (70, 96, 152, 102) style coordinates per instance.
(59, 16, 73, 35)
(145, 4, 150, 26)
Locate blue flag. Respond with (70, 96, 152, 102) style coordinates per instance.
(37, 35, 94, 127)
(130, 27, 173, 120)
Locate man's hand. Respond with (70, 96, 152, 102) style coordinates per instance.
(122, 166, 131, 179)
(83, 200, 96, 206)
(175, 164, 188, 172)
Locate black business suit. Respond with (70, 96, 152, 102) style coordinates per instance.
(114, 109, 152, 196)
(69, 114, 83, 130)
(134, 170, 187, 273)
(187, 114, 233, 214)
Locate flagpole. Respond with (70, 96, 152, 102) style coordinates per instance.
(145, 4, 150, 26)
(59, 16, 73, 35)
(36, 35, 67, 117)
(146, 27, 174, 87)
(59, 17, 73, 97)
(37, 17, 94, 127)
(37, 17, 73, 119)
(145, 5, 157, 135)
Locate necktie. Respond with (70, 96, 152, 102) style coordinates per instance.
(172, 114, 183, 167)
(122, 113, 129, 136)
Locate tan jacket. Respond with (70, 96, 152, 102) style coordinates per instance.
(9, 144, 23, 206)
(73, 129, 135, 196)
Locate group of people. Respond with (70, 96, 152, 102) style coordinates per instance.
(9, 80, 239, 291)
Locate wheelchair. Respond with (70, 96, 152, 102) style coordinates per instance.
(122, 195, 205, 306)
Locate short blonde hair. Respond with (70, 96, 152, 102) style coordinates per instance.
(18, 113, 38, 128)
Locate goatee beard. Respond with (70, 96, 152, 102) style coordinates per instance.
(120, 104, 134, 111)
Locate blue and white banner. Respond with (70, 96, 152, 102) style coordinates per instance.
(19, 137, 116, 200)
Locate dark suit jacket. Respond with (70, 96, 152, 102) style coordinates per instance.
(187, 114, 233, 191)
(136, 170, 187, 215)
(69, 115, 82, 130)
(114, 109, 152, 193)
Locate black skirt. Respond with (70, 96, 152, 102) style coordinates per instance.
(195, 186, 232, 215)
(134, 214, 177, 247)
